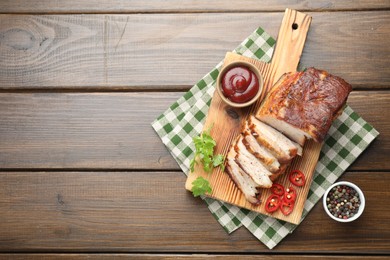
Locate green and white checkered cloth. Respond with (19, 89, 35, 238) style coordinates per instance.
(152, 27, 379, 249)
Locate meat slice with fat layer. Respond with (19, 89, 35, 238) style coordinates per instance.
(234, 135, 273, 188)
(241, 123, 280, 172)
(248, 115, 298, 163)
(257, 114, 307, 146)
(226, 148, 261, 205)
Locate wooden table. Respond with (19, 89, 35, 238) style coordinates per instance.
(0, 1, 389, 259)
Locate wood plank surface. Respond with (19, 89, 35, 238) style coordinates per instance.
(0, 0, 389, 13)
(0, 255, 388, 260)
(0, 12, 389, 90)
(0, 3, 389, 256)
(0, 91, 387, 170)
(0, 171, 388, 253)
(0, 92, 180, 170)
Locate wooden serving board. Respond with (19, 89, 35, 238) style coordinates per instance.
(185, 9, 320, 225)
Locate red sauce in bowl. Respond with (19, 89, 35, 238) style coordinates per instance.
(221, 66, 259, 103)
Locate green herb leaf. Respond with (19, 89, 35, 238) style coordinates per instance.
(191, 126, 220, 173)
(191, 177, 212, 197)
(189, 158, 197, 173)
(213, 154, 225, 171)
(189, 125, 225, 197)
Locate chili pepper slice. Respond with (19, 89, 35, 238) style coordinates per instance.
(270, 183, 285, 196)
(265, 194, 281, 213)
(280, 200, 295, 216)
(289, 170, 306, 187)
(284, 187, 297, 203)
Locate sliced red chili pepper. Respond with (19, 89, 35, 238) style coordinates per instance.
(284, 187, 297, 203)
(270, 183, 284, 196)
(289, 170, 306, 187)
(265, 194, 281, 213)
(280, 200, 295, 216)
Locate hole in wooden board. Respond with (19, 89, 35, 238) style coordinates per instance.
(225, 107, 240, 120)
(292, 23, 298, 30)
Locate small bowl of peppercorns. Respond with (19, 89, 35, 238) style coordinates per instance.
(323, 181, 365, 222)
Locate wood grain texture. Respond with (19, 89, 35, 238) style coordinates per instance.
(0, 91, 388, 170)
(0, 92, 181, 170)
(185, 10, 316, 224)
(0, 12, 389, 89)
(0, 255, 388, 259)
(0, 171, 388, 253)
(0, 1, 388, 257)
(268, 9, 312, 87)
(0, 0, 389, 13)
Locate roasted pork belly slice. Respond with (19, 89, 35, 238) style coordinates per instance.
(248, 117, 303, 156)
(258, 115, 307, 146)
(269, 164, 288, 182)
(234, 136, 273, 188)
(292, 141, 303, 156)
(248, 115, 297, 163)
(226, 148, 260, 205)
(256, 68, 352, 143)
(242, 130, 280, 173)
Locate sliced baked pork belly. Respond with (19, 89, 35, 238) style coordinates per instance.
(258, 114, 307, 146)
(292, 140, 303, 156)
(241, 125, 280, 173)
(269, 164, 288, 182)
(226, 148, 260, 205)
(248, 115, 299, 163)
(256, 68, 352, 143)
(234, 135, 273, 188)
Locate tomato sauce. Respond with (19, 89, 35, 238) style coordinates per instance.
(221, 66, 259, 103)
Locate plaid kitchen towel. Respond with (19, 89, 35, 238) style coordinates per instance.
(151, 27, 379, 249)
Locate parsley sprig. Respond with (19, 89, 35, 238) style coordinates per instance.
(191, 177, 212, 197)
(190, 125, 224, 197)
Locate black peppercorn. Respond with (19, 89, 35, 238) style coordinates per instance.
(326, 184, 360, 219)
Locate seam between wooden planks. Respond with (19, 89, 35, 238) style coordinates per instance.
(0, 9, 389, 15)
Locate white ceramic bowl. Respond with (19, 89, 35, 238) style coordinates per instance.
(323, 181, 365, 222)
